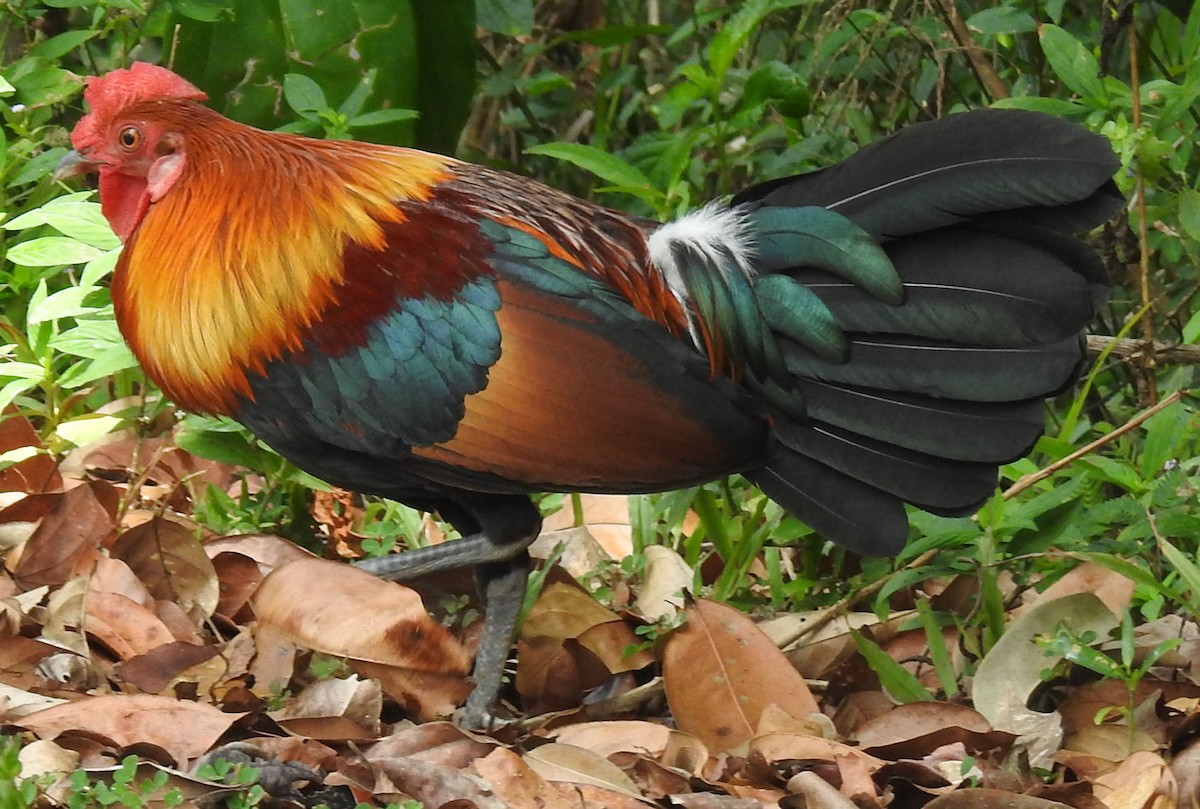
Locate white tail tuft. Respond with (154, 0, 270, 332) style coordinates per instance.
(647, 202, 755, 345)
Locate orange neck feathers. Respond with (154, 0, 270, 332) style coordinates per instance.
(110, 106, 455, 415)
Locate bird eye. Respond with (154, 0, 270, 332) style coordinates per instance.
(118, 127, 142, 150)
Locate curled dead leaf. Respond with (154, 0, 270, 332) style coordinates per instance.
(253, 558, 470, 719)
(17, 693, 244, 767)
(110, 517, 219, 621)
(663, 599, 819, 752)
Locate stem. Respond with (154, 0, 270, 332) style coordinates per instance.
(1129, 17, 1158, 405)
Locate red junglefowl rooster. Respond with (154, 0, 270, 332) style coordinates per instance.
(57, 62, 1121, 725)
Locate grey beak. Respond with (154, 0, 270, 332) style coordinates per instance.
(52, 150, 99, 182)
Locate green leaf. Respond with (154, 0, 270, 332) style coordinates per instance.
(852, 631, 933, 704)
(6, 237, 103, 267)
(283, 73, 328, 114)
(526, 142, 655, 192)
(0, 362, 47, 380)
(26, 286, 101, 325)
(39, 200, 120, 250)
(171, 0, 232, 21)
(965, 7, 1036, 36)
(54, 414, 124, 448)
(1074, 456, 1146, 495)
(477, 0, 532, 35)
(991, 96, 1089, 115)
(1140, 405, 1189, 477)
(708, 0, 807, 82)
(0, 378, 39, 414)
(1182, 308, 1200, 345)
(1158, 535, 1200, 606)
(176, 424, 272, 469)
(349, 108, 419, 127)
(1179, 189, 1200, 243)
(30, 30, 100, 60)
(1040, 24, 1106, 101)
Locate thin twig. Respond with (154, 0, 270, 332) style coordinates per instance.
(1129, 18, 1158, 404)
(1003, 388, 1186, 501)
(1088, 335, 1200, 365)
(930, 0, 1010, 101)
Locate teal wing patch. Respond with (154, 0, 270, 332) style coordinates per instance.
(238, 278, 501, 453)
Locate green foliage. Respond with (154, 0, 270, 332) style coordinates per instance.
(0, 193, 142, 455)
(63, 756, 184, 809)
(194, 758, 265, 809)
(0, 736, 39, 809)
(163, 0, 475, 152)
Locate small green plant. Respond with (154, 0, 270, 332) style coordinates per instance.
(279, 72, 418, 141)
(62, 756, 184, 809)
(195, 758, 265, 809)
(307, 654, 351, 681)
(1039, 610, 1180, 751)
(0, 736, 39, 809)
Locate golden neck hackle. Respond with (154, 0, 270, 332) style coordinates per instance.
(111, 113, 455, 414)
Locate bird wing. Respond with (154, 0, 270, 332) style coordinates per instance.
(234, 202, 770, 497)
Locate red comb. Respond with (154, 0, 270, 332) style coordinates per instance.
(72, 63, 208, 150)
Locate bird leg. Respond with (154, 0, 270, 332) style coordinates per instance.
(354, 494, 541, 727)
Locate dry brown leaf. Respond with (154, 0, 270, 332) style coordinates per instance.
(0, 636, 57, 691)
(0, 415, 61, 494)
(540, 493, 633, 560)
(312, 488, 355, 556)
(854, 702, 1015, 760)
(1170, 739, 1200, 809)
(1092, 750, 1176, 809)
(367, 721, 497, 768)
(636, 545, 693, 623)
(17, 693, 244, 767)
(16, 739, 80, 786)
(972, 593, 1119, 768)
(516, 634, 610, 712)
(524, 741, 641, 797)
(253, 558, 468, 672)
(576, 618, 655, 673)
(752, 733, 884, 770)
(923, 788, 1077, 809)
(203, 533, 315, 571)
(531, 526, 611, 580)
(1065, 724, 1160, 765)
(662, 729, 711, 777)
(271, 675, 382, 736)
(254, 559, 471, 718)
(370, 755, 506, 808)
(0, 681, 67, 718)
(552, 720, 672, 759)
(117, 641, 221, 693)
(83, 591, 177, 659)
(1026, 561, 1135, 619)
(86, 556, 154, 608)
(210, 551, 262, 620)
(784, 770, 859, 809)
(672, 794, 771, 809)
(13, 483, 112, 588)
(41, 576, 89, 655)
(110, 517, 219, 621)
(523, 579, 627, 641)
(838, 752, 882, 806)
(763, 611, 883, 680)
(473, 747, 584, 809)
(663, 598, 820, 752)
(517, 578, 652, 711)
